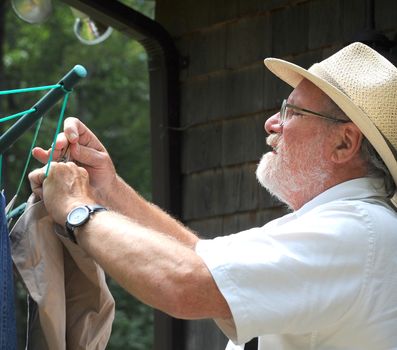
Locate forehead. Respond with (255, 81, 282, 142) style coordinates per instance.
(288, 79, 331, 108)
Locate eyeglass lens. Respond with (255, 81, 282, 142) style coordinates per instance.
(280, 99, 292, 124)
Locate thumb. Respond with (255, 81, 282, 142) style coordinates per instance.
(28, 167, 47, 199)
(70, 142, 108, 169)
(65, 128, 79, 144)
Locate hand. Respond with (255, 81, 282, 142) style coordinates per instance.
(32, 117, 117, 198)
(28, 162, 96, 225)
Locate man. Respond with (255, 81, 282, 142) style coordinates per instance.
(29, 42, 397, 349)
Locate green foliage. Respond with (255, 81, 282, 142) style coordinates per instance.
(3, 0, 155, 349)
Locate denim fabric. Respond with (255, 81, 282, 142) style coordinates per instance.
(0, 192, 17, 350)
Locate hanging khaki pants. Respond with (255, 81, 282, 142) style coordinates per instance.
(10, 195, 115, 350)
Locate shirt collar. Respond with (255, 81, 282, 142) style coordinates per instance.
(295, 177, 387, 217)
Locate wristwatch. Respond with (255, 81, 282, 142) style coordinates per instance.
(65, 204, 108, 243)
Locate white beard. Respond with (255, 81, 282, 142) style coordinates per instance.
(256, 133, 331, 208)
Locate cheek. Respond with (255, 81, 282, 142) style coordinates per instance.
(280, 127, 330, 171)
(282, 121, 315, 144)
(278, 130, 306, 159)
(283, 121, 332, 152)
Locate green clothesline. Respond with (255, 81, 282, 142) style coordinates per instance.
(45, 91, 70, 177)
(1, 96, 66, 218)
(0, 108, 37, 123)
(0, 85, 64, 123)
(0, 84, 61, 95)
(0, 65, 86, 218)
(0, 83, 61, 192)
(0, 65, 86, 155)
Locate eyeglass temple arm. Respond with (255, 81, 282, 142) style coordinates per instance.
(286, 103, 349, 123)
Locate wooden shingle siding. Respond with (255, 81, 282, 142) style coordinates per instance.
(155, 0, 397, 348)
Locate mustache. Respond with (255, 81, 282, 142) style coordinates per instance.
(266, 134, 282, 149)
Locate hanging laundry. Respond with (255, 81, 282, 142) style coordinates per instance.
(0, 191, 17, 350)
(10, 194, 114, 350)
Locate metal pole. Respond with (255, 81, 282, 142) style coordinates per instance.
(0, 65, 87, 154)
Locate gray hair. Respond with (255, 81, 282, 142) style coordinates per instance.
(360, 138, 396, 196)
(325, 98, 396, 196)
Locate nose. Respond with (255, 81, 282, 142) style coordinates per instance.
(264, 112, 282, 134)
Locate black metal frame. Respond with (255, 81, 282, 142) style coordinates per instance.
(0, 65, 86, 154)
(58, 1, 183, 349)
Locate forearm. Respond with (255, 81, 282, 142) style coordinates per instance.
(97, 175, 194, 245)
(74, 210, 231, 320)
(31, 161, 231, 320)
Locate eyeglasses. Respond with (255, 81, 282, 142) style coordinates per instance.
(279, 99, 350, 126)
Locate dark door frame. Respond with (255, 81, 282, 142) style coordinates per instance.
(59, 1, 183, 349)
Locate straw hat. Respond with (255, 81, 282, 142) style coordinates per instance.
(264, 42, 397, 205)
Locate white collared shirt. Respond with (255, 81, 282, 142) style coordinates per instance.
(196, 178, 397, 349)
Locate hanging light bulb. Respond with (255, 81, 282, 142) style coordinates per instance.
(71, 8, 113, 45)
(11, 0, 52, 24)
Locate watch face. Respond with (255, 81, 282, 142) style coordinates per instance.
(68, 206, 90, 226)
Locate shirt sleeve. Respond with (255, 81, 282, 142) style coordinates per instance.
(195, 203, 372, 345)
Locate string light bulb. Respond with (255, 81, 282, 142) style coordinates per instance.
(72, 8, 113, 45)
(11, 2, 113, 45)
(11, 0, 52, 24)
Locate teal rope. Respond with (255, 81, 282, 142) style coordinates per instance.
(0, 83, 64, 122)
(0, 84, 61, 95)
(45, 91, 70, 177)
(0, 81, 73, 217)
(15, 117, 43, 197)
(5, 117, 43, 216)
(0, 108, 36, 123)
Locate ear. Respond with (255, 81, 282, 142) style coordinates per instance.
(330, 123, 363, 164)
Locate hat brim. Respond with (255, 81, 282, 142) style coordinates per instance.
(264, 57, 397, 203)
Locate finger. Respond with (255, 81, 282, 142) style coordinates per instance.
(28, 167, 46, 198)
(63, 117, 80, 143)
(64, 117, 106, 151)
(32, 147, 50, 164)
(69, 142, 108, 169)
(44, 161, 66, 178)
(28, 166, 47, 184)
(32, 144, 69, 164)
(54, 133, 69, 149)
